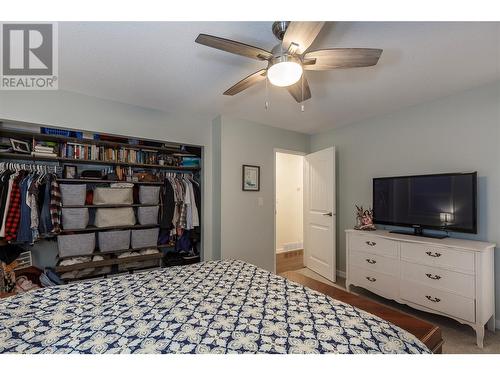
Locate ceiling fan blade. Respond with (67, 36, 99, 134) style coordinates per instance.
(282, 22, 325, 54)
(287, 76, 312, 103)
(223, 69, 267, 96)
(195, 34, 272, 61)
(303, 48, 383, 70)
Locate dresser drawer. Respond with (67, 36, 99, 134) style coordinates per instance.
(350, 250, 400, 277)
(400, 280, 475, 322)
(401, 261, 475, 298)
(401, 242, 474, 274)
(349, 265, 399, 299)
(349, 234, 398, 258)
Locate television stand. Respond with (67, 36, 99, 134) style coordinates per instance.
(389, 227, 449, 239)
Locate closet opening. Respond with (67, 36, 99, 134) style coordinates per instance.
(274, 150, 304, 274)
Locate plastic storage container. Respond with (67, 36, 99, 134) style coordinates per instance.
(60, 184, 87, 206)
(139, 186, 160, 205)
(57, 232, 95, 257)
(93, 187, 133, 205)
(94, 207, 136, 228)
(181, 157, 200, 167)
(137, 206, 159, 225)
(61, 208, 89, 230)
(98, 230, 131, 252)
(131, 228, 159, 249)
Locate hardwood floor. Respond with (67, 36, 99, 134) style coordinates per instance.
(280, 270, 443, 354)
(276, 249, 303, 273)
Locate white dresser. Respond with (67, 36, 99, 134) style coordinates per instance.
(345, 229, 496, 347)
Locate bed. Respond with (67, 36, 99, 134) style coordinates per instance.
(0, 259, 430, 354)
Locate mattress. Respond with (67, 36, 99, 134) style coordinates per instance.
(0, 259, 430, 354)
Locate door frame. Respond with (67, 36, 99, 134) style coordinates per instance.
(273, 148, 306, 274)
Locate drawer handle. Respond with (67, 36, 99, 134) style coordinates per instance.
(425, 295, 441, 303)
(426, 251, 442, 258)
(365, 241, 377, 247)
(425, 273, 442, 280)
(366, 276, 377, 282)
(365, 258, 377, 264)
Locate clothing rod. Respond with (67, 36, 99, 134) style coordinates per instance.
(0, 161, 62, 173)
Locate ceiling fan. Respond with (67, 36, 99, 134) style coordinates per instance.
(195, 21, 383, 103)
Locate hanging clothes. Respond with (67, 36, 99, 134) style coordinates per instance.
(16, 174, 33, 244)
(49, 178, 62, 234)
(158, 172, 201, 253)
(0, 162, 60, 244)
(0, 171, 13, 227)
(39, 175, 55, 236)
(159, 178, 175, 230)
(4, 173, 24, 242)
(0, 172, 16, 237)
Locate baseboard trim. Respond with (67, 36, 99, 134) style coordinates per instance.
(276, 248, 303, 254)
(336, 269, 346, 278)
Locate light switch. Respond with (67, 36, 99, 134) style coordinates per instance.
(258, 197, 264, 207)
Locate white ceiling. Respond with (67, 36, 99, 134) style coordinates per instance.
(59, 22, 500, 134)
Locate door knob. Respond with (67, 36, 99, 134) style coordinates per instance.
(323, 212, 333, 216)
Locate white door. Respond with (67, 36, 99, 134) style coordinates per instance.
(304, 147, 336, 281)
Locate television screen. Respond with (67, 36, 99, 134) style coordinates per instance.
(373, 172, 477, 233)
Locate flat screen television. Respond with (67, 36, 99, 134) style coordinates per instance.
(372, 172, 477, 238)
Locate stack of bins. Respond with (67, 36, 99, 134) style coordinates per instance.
(59, 184, 91, 253)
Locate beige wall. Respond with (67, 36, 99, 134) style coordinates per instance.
(275, 152, 303, 252)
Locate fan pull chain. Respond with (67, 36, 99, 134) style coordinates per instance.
(301, 73, 305, 112)
(265, 75, 269, 110)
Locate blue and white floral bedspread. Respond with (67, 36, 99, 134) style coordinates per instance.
(0, 259, 430, 354)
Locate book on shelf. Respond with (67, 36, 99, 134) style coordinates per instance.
(59, 141, 161, 165)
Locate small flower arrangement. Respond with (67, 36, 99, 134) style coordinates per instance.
(354, 205, 376, 231)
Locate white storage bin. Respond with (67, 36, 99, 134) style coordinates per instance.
(137, 206, 159, 225)
(93, 187, 133, 205)
(98, 230, 131, 252)
(60, 184, 86, 206)
(131, 228, 159, 249)
(139, 186, 160, 205)
(61, 208, 89, 230)
(94, 207, 136, 228)
(57, 232, 95, 257)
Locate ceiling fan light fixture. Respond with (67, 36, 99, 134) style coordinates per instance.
(267, 57, 303, 87)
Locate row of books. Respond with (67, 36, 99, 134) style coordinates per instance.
(59, 142, 160, 164)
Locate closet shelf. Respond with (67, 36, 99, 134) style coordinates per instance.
(60, 224, 159, 234)
(55, 252, 163, 273)
(0, 127, 193, 154)
(0, 152, 200, 171)
(62, 204, 161, 208)
(56, 244, 175, 260)
(57, 178, 163, 185)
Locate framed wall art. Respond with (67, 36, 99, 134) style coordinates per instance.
(242, 164, 260, 191)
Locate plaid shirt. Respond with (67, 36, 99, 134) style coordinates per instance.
(50, 178, 61, 234)
(4, 176, 22, 242)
